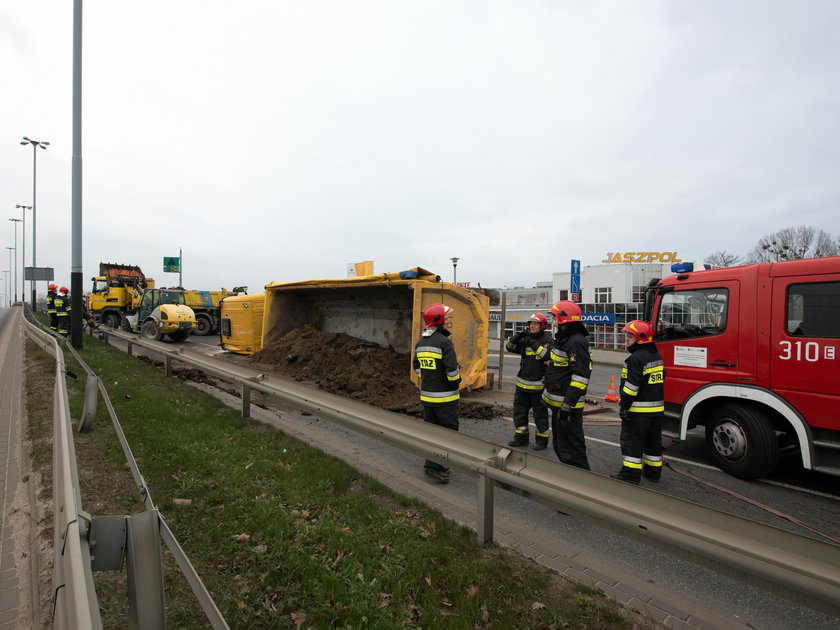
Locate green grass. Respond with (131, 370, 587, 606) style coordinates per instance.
(25, 324, 655, 630)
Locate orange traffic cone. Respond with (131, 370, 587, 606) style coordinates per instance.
(604, 375, 620, 403)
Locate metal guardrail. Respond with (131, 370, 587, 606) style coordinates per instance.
(22, 311, 230, 629)
(101, 328, 840, 618)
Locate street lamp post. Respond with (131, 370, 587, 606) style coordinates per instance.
(4, 248, 13, 304)
(3, 270, 9, 307)
(21, 137, 49, 308)
(9, 218, 22, 302)
(16, 205, 31, 299)
(450, 257, 459, 285)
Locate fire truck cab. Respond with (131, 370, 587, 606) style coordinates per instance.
(645, 256, 840, 478)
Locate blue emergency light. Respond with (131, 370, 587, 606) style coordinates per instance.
(671, 262, 712, 273)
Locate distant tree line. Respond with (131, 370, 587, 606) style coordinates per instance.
(706, 224, 840, 267)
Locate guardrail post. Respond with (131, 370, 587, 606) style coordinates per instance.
(78, 374, 99, 432)
(476, 467, 494, 546)
(241, 384, 251, 418)
(126, 510, 166, 630)
(164, 356, 172, 377)
(126, 340, 133, 357)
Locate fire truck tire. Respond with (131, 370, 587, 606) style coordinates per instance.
(102, 312, 121, 329)
(141, 320, 161, 341)
(705, 404, 779, 479)
(194, 315, 212, 336)
(168, 330, 190, 342)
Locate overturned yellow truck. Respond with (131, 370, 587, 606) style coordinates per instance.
(219, 268, 489, 391)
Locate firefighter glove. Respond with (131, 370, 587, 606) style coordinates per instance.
(618, 408, 630, 421)
(557, 407, 571, 425)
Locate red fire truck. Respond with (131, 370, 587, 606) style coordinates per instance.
(644, 256, 840, 478)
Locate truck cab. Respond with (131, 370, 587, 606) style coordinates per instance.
(647, 257, 840, 478)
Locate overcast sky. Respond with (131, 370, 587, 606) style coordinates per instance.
(2, 1, 839, 297)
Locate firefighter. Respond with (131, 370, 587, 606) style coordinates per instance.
(55, 286, 70, 336)
(612, 320, 666, 485)
(46, 283, 58, 331)
(506, 312, 553, 450)
(413, 303, 461, 483)
(537, 300, 592, 470)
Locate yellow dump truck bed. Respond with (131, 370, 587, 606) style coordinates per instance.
(262, 267, 489, 391)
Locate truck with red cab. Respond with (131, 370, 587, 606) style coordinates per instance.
(644, 256, 840, 478)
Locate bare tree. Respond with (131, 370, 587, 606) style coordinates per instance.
(705, 250, 740, 267)
(744, 225, 839, 263)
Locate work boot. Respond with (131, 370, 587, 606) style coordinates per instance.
(610, 469, 641, 485)
(532, 437, 549, 451)
(508, 432, 529, 447)
(643, 465, 662, 482)
(424, 467, 451, 483)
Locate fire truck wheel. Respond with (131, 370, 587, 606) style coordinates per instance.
(194, 315, 212, 336)
(141, 320, 161, 341)
(705, 404, 779, 479)
(102, 312, 121, 329)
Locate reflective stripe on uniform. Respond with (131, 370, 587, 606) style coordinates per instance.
(420, 389, 460, 404)
(629, 400, 665, 413)
(446, 369, 461, 382)
(622, 382, 639, 396)
(570, 375, 589, 391)
(541, 390, 584, 409)
(643, 455, 663, 467)
(515, 378, 544, 390)
(622, 456, 643, 469)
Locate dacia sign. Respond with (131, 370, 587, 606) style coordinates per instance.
(582, 312, 616, 324)
(601, 251, 682, 264)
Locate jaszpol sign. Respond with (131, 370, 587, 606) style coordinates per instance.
(601, 252, 682, 264)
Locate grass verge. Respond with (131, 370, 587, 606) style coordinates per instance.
(25, 327, 656, 629)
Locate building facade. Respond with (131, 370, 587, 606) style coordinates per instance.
(490, 262, 679, 349)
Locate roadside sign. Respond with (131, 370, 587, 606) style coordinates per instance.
(570, 259, 581, 300)
(163, 257, 180, 273)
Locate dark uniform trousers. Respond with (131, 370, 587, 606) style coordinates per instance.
(422, 403, 459, 472)
(550, 407, 590, 471)
(619, 413, 664, 481)
(513, 389, 549, 439)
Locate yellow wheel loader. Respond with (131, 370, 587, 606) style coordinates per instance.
(123, 288, 197, 342)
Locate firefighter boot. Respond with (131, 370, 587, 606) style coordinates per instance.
(424, 467, 451, 483)
(508, 431, 529, 448)
(532, 436, 549, 451)
(643, 463, 662, 482)
(610, 467, 641, 485)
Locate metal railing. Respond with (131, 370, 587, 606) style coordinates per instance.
(22, 310, 230, 630)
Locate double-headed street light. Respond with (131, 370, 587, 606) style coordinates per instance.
(20, 136, 49, 308)
(9, 218, 22, 301)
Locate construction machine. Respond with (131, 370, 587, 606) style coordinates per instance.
(88, 263, 154, 329)
(123, 288, 197, 342)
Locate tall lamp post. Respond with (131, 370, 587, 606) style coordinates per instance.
(20, 136, 49, 308)
(4, 248, 13, 304)
(450, 257, 459, 285)
(3, 270, 9, 307)
(9, 218, 22, 302)
(15, 205, 31, 299)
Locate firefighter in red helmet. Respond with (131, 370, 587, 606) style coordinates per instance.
(413, 303, 461, 483)
(535, 300, 592, 470)
(612, 320, 666, 484)
(46, 283, 58, 331)
(55, 286, 71, 336)
(505, 312, 553, 450)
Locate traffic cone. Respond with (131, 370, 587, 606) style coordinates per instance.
(604, 375, 620, 403)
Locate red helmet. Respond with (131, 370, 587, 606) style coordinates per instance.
(549, 300, 581, 325)
(622, 320, 654, 344)
(527, 312, 548, 330)
(59, 286, 69, 295)
(48, 283, 57, 291)
(423, 303, 452, 328)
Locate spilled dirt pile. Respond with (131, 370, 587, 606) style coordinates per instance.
(246, 325, 504, 419)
